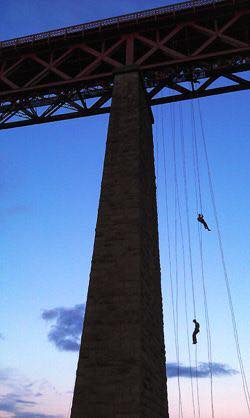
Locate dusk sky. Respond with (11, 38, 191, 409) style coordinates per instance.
(1, 1, 250, 418)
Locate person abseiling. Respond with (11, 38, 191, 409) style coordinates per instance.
(197, 213, 211, 231)
(192, 319, 200, 344)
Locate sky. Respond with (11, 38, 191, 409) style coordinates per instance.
(1, 1, 250, 418)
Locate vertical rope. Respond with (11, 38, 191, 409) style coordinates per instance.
(160, 102, 183, 418)
(191, 99, 215, 418)
(191, 101, 203, 214)
(179, 102, 197, 319)
(198, 224, 215, 418)
(197, 99, 250, 414)
(195, 345, 201, 418)
(156, 106, 159, 188)
(179, 102, 199, 418)
(66, 395, 73, 418)
(187, 102, 202, 418)
(171, 103, 184, 418)
(154, 106, 160, 197)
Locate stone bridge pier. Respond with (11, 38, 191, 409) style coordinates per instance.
(70, 67, 169, 418)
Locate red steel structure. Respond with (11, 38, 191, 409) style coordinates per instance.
(0, 0, 249, 129)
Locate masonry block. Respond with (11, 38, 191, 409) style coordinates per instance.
(70, 69, 169, 418)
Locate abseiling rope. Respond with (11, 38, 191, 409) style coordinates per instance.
(191, 100, 215, 418)
(66, 397, 72, 418)
(197, 99, 250, 415)
(179, 102, 200, 418)
(160, 103, 184, 418)
(179, 102, 197, 320)
(171, 103, 184, 418)
(172, 103, 197, 418)
(154, 106, 160, 195)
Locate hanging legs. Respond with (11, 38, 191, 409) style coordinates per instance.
(192, 319, 200, 344)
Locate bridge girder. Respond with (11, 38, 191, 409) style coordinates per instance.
(0, 0, 249, 129)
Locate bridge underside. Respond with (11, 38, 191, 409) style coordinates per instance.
(0, 0, 250, 129)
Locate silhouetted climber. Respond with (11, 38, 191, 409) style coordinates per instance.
(192, 319, 200, 344)
(197, 213, 211, 231)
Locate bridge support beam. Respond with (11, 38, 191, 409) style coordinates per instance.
(70, 68, 169, 418)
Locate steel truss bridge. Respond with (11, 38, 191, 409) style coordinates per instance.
(0, 0, 249, 129)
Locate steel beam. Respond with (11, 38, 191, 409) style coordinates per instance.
(0, 0, 249, 129)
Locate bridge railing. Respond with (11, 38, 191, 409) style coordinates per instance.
(0, 0, 225, 49)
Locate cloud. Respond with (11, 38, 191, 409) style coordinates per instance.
(42, 304, 85, 352)
(0, 368, 11, 380)
(12, 413, 62, 418)
(0, 368, 38, 406)
(167, 362, 238, 379)
(0, 368, 21, 387)
(0, 368, 63, 418)
(0, 394, 37, 413)
(0, 377, 38, 415)
(0, 398, 16, 413)
(16, 400, 37, 405)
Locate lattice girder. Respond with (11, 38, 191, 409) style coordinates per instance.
(0, 0, 250, 129)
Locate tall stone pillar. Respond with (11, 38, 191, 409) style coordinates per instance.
(71, 68, 169, 418)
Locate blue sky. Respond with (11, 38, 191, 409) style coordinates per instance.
(1, 1, 250, 417)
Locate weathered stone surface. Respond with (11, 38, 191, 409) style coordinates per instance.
(70, 70, 169, 418)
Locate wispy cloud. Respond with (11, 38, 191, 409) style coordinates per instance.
(0, 367, 21, 387)
(12, 413, 62, 418)
(15, 400, 37, 405)
(0, 397, 16, 413)
(167, 362, 238, 378)
(0, 394, 36, 413)
(0, 369, 37, 415)
(42, 304, 85, 351)
(0, 368, 63, 418)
